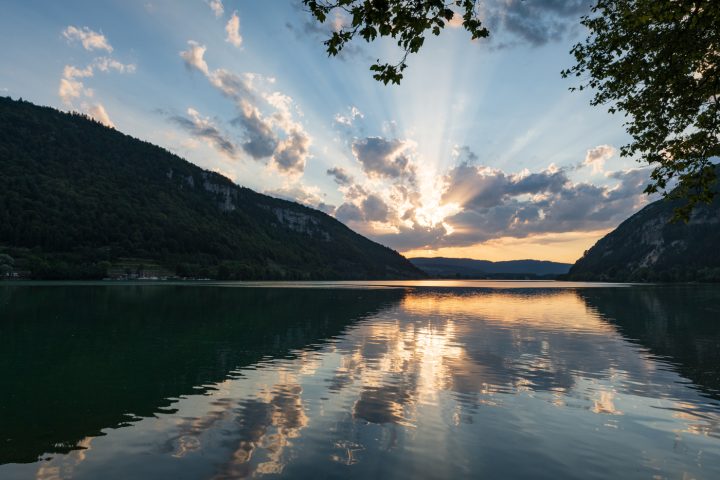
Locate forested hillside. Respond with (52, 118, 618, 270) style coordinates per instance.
(0, 97, 423, 280)
(566, 178, 720, 282)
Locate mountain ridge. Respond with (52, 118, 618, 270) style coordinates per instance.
(410, 257, 571, 278)
(0, 96, 423, 280)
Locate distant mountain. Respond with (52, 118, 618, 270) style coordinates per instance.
(566, 182, 720, 282)
(410, 257, 571, 278)
(0, 97, 423, 280)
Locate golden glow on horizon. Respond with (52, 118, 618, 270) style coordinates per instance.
(401, 228, 613, 263)
(401, 291, 615, 334)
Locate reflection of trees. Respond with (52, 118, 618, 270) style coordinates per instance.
(578, 286, 720, 400)
(156, 283, 720, 478)
(0, 286, 403, 464)
(7, 285, 720, 477)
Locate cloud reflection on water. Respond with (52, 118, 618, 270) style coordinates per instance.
(11, 286, 720, 479)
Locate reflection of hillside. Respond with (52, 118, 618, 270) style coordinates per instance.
(4, 286, 720, 479)
(0, 285, 403, 464)
(578, 286, 720, 400)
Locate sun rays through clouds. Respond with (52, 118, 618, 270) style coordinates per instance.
(9, 0, 650, 263)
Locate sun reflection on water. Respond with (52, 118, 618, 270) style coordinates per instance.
(6, 286, 720, 480)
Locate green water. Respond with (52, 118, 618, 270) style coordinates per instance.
(1, 282, 719, 479)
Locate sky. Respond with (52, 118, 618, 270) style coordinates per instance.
(0, 0, 657, 263)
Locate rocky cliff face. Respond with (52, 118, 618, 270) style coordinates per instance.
(567, 190, 720, 282)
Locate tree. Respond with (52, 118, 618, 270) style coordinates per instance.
(302, 0, 487, 84)
(0, 254, 15, 277)
(562, 0, 720, 219)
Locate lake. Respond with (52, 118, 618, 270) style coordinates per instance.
(1, 281, 719, 479)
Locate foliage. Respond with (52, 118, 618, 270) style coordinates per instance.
(0, 97, 423, 280)
(0, 286, 403, 463)
(0, 253, 13, 276)
(562, 0, 720, 220)
(302, 0, 487, 84)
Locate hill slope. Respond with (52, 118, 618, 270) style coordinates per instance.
(0, 97, 423, 280)
(410, 257, 571, 278)
(567, 187, 720, 282)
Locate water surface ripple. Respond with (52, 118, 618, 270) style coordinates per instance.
(0, 282, 719, 479)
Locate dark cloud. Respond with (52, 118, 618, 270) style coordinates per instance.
(361, 194, 389, 222)
(509, 169, 569, 195)
(170, 110, 237, 157)
(482, 0, 593, 47)
(272, 129, 310, 173)
(442, 163, 511, 209)
(208, 69, 263, 106)
(327, 166, 353, 186)
(351, 137, 416, 181)
(285, 2, 370, 61)
(443, 164, 571, 210)
(231, 108, 278, 159)
(370, 223, 449, 251)
(335, 194, 389, 224)
(439, 164, 653, 247)
(335, 202, 364, 223)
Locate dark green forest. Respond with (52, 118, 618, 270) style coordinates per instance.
(566, 177, 720, 282)
(0, 97, 423, 280)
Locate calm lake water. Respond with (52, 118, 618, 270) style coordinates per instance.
(1, 281, 719, 479)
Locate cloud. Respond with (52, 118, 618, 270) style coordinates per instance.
(442, 164, 510, 209)
(178, 41, 312, 174)
(208, 0, 224, 18)
(583, 145, 616, 174)
(439, 162, 653, 247)
(266, 184, 334, 213)
(171, 107, 237, 157)
(481, 0, 592, 47)
(327, 166, 353, 186)
(285, 7, 368, 60)
(328, 137, 653, 253)
(62, 65, 93, 79)
(59, 64, 94, 105)
(56, 25, 138, 131)
(452, 145, 479, 164)
(272, 129, 310, 174)
(179, 41, 209, 75)
(335, 202, 364, 223)
(361, 194, 389, 222)
(351, 137, 416, 181)
(334, 106, 363, 126)
(62, 26, 113, 52)
(58, 55, 135, 118)
(231, 101, 278, 159)
(86, 103, 114, 127)
(94, 57, 136, 74)
(58, 78, 86, 104)
(225, 11, 243, 47)
(442, 163, 570, 210)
